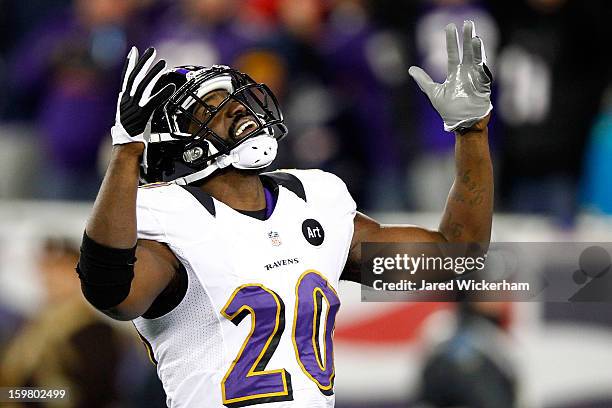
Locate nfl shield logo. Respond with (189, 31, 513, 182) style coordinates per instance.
(268, 231, 282, 246)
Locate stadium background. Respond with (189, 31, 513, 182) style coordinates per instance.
(0, 0, 611, 407)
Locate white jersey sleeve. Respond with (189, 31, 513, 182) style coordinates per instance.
(280, 169, 357, 218)
(136, 184, 170, 242)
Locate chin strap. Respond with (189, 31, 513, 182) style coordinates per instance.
(173, 163, 219, 185)
(173, 135, 277, 185)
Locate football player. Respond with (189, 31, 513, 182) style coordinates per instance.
(77, 21, 492, 408)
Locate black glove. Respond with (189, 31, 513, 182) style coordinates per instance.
(111, 46, 176, 145)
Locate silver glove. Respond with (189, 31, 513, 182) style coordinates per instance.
(409, 20, 493, 132)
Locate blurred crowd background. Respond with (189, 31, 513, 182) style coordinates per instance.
(0, 0, 611, 220)
(1, 0, 612, 407)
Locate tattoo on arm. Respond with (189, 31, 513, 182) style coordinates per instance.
(451, 191, 465, 204)
(458, 169, 486, 208)
(442, 211, 465, 239)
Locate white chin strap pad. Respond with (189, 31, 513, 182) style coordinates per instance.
(227, 135, 278, 170)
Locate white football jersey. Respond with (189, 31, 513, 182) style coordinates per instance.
(132, 169, 356, 408)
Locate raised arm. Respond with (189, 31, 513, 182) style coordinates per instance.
(342, 21, 493, 283)
(77, 47, 177, 320)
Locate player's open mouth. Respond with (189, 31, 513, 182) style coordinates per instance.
(234, 119, 258, 138)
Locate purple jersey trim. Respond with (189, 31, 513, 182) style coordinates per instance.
(264, 186, 277, 219)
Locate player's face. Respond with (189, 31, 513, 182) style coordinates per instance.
(191, 89, 259, 144)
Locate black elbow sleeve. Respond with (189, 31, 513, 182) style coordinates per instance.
(76, 232, 137, 310)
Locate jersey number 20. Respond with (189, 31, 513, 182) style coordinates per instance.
(220, 270, 340, 407)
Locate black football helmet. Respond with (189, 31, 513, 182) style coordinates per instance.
(141, 65, 287, 184)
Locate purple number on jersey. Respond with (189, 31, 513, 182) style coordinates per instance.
(293, 270, 340, 395)
(221, 284, 293, 407)
(221, 271, 340, 406)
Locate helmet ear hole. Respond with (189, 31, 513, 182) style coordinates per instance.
(140, 141, 182, 183)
